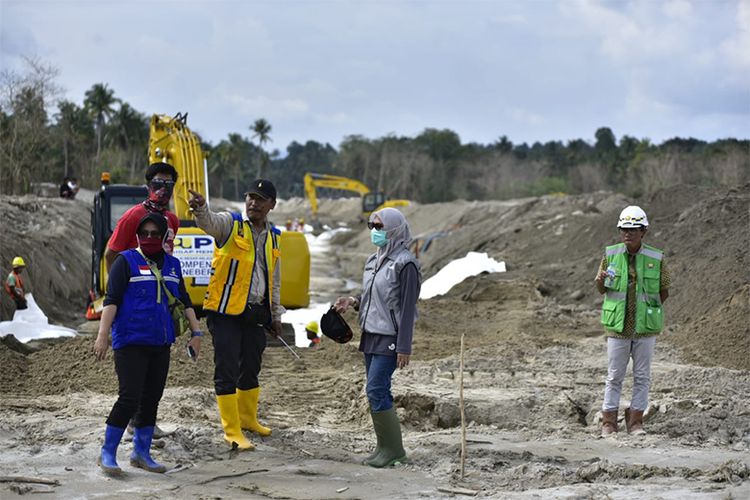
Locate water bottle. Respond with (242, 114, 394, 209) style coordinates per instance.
(604, 265, 616, 288)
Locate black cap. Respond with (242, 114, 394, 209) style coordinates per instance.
(245, 179, 277, 200)
(320, 307, 353, 344)
(145, 162, 178, 182)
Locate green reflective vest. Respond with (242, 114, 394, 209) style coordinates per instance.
(601, 243, 664, 334)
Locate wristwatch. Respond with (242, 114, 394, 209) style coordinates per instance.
(191, 330, 204, 338)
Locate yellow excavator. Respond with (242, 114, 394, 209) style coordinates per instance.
(88, 114, 309, 319)
(303, 172, 409, 221)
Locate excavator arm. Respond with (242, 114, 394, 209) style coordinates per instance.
(304, 173, 371, 219)
(149, 113, 209, 220)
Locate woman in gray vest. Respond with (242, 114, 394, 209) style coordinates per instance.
(334, 207, 421, 468)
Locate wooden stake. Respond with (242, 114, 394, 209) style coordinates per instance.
(459, 332, 466, 480)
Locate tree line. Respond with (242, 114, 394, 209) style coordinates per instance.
(2, 57, 747, 202)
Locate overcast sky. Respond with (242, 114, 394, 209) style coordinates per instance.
(2, 0, 748, 151)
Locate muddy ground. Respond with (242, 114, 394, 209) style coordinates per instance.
(0, 184, 748, 498)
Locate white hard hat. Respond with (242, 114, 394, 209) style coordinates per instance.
(617, 206, 649, 228)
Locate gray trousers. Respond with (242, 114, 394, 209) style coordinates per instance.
(602, 336, 656, 412)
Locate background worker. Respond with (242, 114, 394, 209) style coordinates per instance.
(595, 205, 670, 437)
(334, 207, 421, 468)
(59, 177, 80, 199)
(93, 213, 202, 476)
(305, 321, 320, 348)
(4, 257, 28, 311)
(104, 162, 180, 271)
(188, 179, 282, 451)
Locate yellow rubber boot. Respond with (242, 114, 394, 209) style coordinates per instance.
(237, 387, 272, 436)
(216, 394, 255, 450)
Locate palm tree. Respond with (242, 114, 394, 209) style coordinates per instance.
(84, 83, 117, 161)
(55, 100, 79, 177)
(251, 118, 272, 178)
(108, 103, 147, 180)
(226, 133, 249, 200)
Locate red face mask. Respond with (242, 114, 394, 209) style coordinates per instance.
(139, 236, 164, 257)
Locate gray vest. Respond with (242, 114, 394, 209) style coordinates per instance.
(359, 247, 421, 336)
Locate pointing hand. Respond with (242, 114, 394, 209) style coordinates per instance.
(188, 189, 205, 210)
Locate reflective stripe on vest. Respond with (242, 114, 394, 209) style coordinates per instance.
(606, 246, 627, 256)
(605, 291, 627, 301)
(639, 247, 663, 261)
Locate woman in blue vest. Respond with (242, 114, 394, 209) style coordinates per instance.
(334, 207, 421, 468)
(594, 206, 670, 437)
(93, 213, 203, 476)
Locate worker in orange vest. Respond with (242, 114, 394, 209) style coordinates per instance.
(4, 257, 28, 311)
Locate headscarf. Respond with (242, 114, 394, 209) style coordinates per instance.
(370, 207, 412, 268)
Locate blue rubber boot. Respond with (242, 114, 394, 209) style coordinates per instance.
(130, 426, 167, 473)
(97, 425, 126, 477)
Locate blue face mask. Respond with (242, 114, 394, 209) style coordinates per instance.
(370, 228, 388, 247)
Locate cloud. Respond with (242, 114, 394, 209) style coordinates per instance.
(490, 14, 527, 26)
(1, 0, 746, 148)
(314, 112, 350, 125)
(224, 94, 310, 117)
(720, 0, 750, 72)
(508, 107, 545, 126)
(663, 0, 693, 19)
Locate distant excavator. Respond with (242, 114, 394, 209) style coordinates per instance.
(303, 172, 409, 221)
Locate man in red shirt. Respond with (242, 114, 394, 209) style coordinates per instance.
(104, 163, 180, 272)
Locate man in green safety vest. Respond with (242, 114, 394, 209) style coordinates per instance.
(594, 205, 670, 437)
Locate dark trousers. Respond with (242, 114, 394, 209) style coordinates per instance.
(106, 345, 170, 428)
(13, 297, 27, 310)
(207, 306, 268, 396)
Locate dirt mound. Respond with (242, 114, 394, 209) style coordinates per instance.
(648, 184, 750, 370)
(0, 342, 28, 393)
(337, 184, 750, 370)
(0, 196, 91, 324)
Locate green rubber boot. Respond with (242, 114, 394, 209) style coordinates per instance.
(362, 411, 383, 465)
(365, 408, 406, 468)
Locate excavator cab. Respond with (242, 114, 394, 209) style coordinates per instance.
(362, 192, 386, 215)
(89, 182, 148, 318)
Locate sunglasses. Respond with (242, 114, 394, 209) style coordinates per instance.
(619, 227, 643, 233)
(149, 179, 175, 190)
(138, 230, 163, 238)
(367, 221, 384, 230)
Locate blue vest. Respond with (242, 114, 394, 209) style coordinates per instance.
(111, 249, 182, 350)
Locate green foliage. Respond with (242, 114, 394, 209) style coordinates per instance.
(1, 57, 747, 201)
(525, 176, 568, 197)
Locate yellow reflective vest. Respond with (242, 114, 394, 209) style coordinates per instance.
(203, 213, 280, 315)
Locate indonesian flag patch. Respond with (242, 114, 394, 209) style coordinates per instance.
(139, 265, 152, 275)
